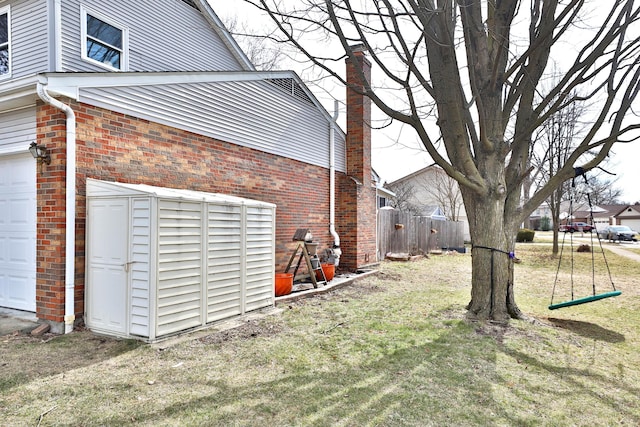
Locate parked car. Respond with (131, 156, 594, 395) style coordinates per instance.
(558, 222, 594, 233)
(597, 225, 638, 242)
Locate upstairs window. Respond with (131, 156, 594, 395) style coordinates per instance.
(0, 7, 10, 77)
(81, 8, 128, 70)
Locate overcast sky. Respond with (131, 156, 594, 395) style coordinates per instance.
(211, 1, 640, 204)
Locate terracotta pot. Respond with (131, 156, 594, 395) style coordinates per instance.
(274, 273, 293, 296)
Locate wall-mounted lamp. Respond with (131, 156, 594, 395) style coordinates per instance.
(29, 142, 51, 165)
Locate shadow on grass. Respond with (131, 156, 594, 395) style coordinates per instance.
(546, 317, 626, 343)
(0, 330, 141, 393)
(89, 318, 537, 427)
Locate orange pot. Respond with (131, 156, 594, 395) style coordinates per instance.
(274, 273, 293, 296)
(316, 263, 335, 281)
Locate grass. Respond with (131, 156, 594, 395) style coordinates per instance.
(1, 245, 639, 426)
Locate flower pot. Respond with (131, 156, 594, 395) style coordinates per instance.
(316, 263, 335, 282)
(274, 273, 293, 296)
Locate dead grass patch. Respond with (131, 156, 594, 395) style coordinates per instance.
(1, 247, 639, 426)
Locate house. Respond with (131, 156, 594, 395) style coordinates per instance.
(0, 0, 376, 334)
(614, 205, 640, 231)
(372, 169, 395, 208)
(528, 201, 552, 230)
(386, 164, 470, 240)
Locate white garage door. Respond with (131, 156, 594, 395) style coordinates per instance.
(0, 153, 36, 312)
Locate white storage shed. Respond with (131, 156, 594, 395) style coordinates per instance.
(85, 179, 276, 341)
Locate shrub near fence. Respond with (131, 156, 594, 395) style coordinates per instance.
(377, 209, 465, 259)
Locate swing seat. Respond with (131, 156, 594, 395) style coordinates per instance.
(548, 290, 621, 310)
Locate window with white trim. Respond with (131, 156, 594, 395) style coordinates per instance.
(0, 6, 10, 77)
(81, 8, 128, 70)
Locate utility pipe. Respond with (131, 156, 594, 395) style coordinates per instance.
(329, 100, 341, 265)
(36, 81, 76, 334)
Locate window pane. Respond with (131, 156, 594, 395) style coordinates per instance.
(87, 15, 121, 49)
(0, 14, 8, 45)
(0, 47, 8, 74)
(87, 40, 120, 69)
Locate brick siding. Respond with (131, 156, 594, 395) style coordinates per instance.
(35, 100, 343, 322)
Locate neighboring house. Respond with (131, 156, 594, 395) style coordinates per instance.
(528, 202, 552, 230)
(0, 0, 376, 334)
(615, 205, 640, 231)
(372, 169, 395, 208)
(558, 203, 633, 231)
(387, 164, 470, 240)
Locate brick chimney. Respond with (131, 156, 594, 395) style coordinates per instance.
(337, 48, 377, 270)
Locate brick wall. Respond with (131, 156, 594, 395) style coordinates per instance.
(35, 100, 342, 323)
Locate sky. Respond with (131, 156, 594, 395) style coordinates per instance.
(210, 1, 640, 204)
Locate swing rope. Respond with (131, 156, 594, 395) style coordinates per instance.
(549, 168, 620, 310)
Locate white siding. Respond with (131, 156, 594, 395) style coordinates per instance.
(6, 0, 50, 78)
(206, 203, 243, 322)
(244, 205, 275, 312)
(129, 197, 151, 337)
(0, 107, 36, 155)
(60, 0, 243, 72)
(156, 199, 203, 336)
(79, 80, 347, 172)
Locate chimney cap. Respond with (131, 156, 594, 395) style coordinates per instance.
(350, 43, 368, 53)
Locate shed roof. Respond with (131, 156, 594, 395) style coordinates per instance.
(86, 179, 276, 208)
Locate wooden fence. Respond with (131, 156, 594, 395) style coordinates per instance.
(377, 209, 466, 258)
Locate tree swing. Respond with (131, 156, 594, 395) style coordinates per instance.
(548, 168, 621, 310)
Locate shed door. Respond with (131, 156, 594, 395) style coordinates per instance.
(86, 198, 129, 335)
(0, 153, 36, 312)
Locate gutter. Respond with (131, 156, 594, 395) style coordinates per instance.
(36, 81, 76, 334)
(329, 100, 342, 265)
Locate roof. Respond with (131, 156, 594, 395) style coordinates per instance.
(86, 179, 276, 208)
(192, 0, 255, 71)
(387, 163, 439, 186)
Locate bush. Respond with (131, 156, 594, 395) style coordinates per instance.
(540, 216, 551, 231)
(516, 228, 535, 242)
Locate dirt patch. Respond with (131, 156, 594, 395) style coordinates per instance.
(0, 327, 140, 392)
(198, 319, 285, 345)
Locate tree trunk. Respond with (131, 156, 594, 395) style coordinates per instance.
(463, 189, 523, 322)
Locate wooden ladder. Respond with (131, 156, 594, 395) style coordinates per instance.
(284, 240, 327, 288)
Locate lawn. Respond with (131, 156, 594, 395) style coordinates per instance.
(1, 244, 639, 426)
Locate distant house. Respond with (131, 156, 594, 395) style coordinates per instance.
(528, 202, 553, 230)
(558, 203, 639, 231)
(615, 205, 640, 230)
(372, 170, 395, 208)
(387, 164, 470, 240)
(0, 0, 377, 334)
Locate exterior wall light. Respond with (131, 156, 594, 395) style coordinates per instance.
(29, 142, 51, 165)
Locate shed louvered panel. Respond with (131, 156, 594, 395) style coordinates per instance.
(244, 206, 275, 312)
(156, 200, 202, 336)
(206, 204, 243, 322)
(86, 180, 275, 342)
(129, 198, 151, 336)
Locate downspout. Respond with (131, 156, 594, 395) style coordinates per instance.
(36, 82, 76, 334)
(329, 100, 342, 265)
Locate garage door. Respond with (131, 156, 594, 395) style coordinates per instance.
(0, 153, 36, 312)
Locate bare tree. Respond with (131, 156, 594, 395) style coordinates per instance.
(581, 175, 624, 205)
(529, 93, 585, 254)
(388, 181, 423, 215)
(414, 166, 464, 221)
(246, 0, 640, 321)
(223, 16, 286, 70)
